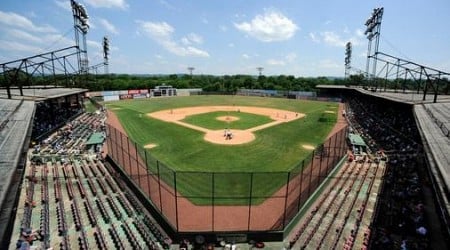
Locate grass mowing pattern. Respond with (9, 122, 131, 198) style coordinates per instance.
(107, 96, 338, 205)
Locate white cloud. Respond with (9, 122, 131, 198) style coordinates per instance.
(137, 20, 209, 57)
(266, 59, 286, 66)
(309, 32, 320, 43)
(219, 25, 228, 32)
(181, 33, 203, 45)
(234, 10, 298, 42)
(87, 40, 102, 50)
(285, 52, 297, 62)
(321, 31, 347, 47)
(99, 18, 119, 35)
(0, 40, 42, 54)
(159, 0, 175, 10)
(0, 11, 57, 33)
(188, 33, 203, 44)
(309, 29, 363, 47)
(1, 28, 74, 53)
(6, 29, 42, 43)
(228, 43, 235, 47)
(84, 0, 129, 9)
(242, 54, 250, 59)
(54, 0, 71, 11)
(264, 53, 296, 67)
(318, 59, 340, 69)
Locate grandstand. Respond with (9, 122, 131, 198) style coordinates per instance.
(0, 99, 35, 245)
(317, 85, 450, 249)
(0, 96, 172, 249)
(2, 85, 449, 249)
(0, 0, 448, 247)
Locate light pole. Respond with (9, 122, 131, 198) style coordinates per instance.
(71, 0, 89, 84)
(344, 42, 352, 79)
(103, 36, 109, 75)
(187, 67, 195, 76)
(256, 67, 263, 77)
(364, 7, 384, 89)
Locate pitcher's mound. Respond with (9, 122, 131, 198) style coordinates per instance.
(216, 116, 240, 122)
(204, 129, 255, 145)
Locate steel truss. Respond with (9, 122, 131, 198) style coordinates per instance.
(369, 52, 450, 103)
(0, 46, 81, 99)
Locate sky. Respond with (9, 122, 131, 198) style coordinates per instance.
(1, 0, 449, 77)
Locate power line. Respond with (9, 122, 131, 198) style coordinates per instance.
(380, 34, 412, 61)
(38, 27, 74, 53)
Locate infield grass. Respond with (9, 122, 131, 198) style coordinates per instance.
(182, 111, 273, 130)
(107, 95, 338, 205)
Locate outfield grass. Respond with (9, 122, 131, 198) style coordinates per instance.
(107, 95, 338, 205)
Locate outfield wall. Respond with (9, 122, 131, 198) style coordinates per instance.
(105, 123, 348, 233)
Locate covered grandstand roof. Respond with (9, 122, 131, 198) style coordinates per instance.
(316, 85, 450, 104)
(0, 98, 35, 243)
(0, 86, 87, 101)
(414, 103, 450, 217)
(0, 99, 34, 206)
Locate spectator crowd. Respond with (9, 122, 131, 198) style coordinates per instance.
(345, 93, 434, 249)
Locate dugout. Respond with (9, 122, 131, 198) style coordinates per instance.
(347, 133, 368, 155)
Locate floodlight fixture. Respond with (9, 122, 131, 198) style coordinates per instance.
(187, 67, 195, 76)
(256, 67, 264, 76)
(71, 0, 89, 34)
(364, 7, 384, 85)
(364, 7, 383, 38)
(103, 36, 110, 60)
(344, 42, 352, 78)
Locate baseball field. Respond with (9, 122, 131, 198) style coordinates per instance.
(106, 95, 338, 205)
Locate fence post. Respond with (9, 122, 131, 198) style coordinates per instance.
(145, 151, 151, 195)
(247, 172, 253, 231)
(332, 130, 339, 168)
(157, 161, 163, 212)
(113, 126, 119, 162)
(318, 148, 323, 186)
(212, 172, 215, 232)
(325, 138, 331, 175)
(297, 160, 304, 211)
(120, 130, 125, 173)
(106, 125, 111, 157)
(282, 172, 291, 229)
(135, 141, 141, 187)
(174, 171, 179, 231)
(112, 126, 118, 165)
(343, 127, 348, 157)
(308, 151, 314, 198)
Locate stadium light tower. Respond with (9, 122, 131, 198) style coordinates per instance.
(256, 67, 264, 77)
(187, 67, 195, 76)
(71, 0, 90, 75)
(344, 42, 352, 79)
(103, 36, 110, 75)
(364, 7, 384, 83)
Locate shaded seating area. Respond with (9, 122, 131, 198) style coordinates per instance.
(344, 94, 446, 249)
(8, 109, 172, 249)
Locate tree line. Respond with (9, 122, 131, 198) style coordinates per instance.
(1, 70, 448, 94)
